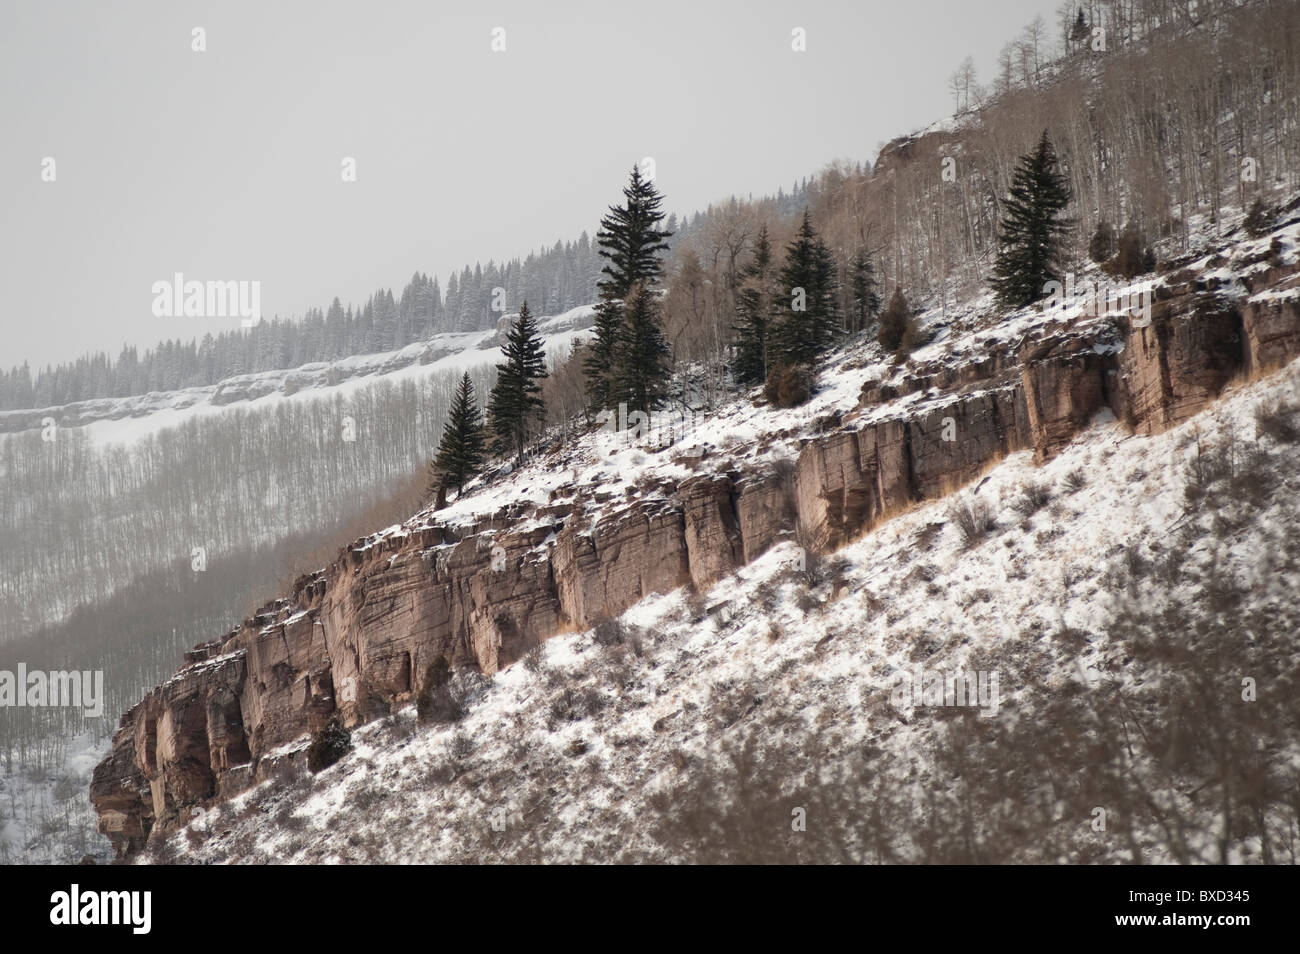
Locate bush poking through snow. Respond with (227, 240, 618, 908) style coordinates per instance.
(417, 658, 467, 726)
(1254, 399, 1300, 444)
(821, 555, 853, 597)
(763, 364, 814, 408)
(593, 618, 627, 648)
(307, 716, 352, 773)
(1010, 480, 1052, 517)
(948, 496, 996, 548)
(450, 731, 474, 761)
(1244, 197, 1272, 238)
(523, 643, 546, 674)
(683, 588, 707, 623)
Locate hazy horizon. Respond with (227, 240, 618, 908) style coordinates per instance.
(1, 0, 1066, 371)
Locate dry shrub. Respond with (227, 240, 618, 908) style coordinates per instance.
(1010, 480, 1052, 517)
(1243, 197, 1272, 238)
(417, 658, 482, 726)
(306, 716, 352, 773)
(764, 364, 814, 408)
(523, 642, 546, 674)
(1254, 400, 1299, 444)
(948, 496, 996, 548)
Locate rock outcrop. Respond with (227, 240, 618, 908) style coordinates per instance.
(91, 254, 1300, 859)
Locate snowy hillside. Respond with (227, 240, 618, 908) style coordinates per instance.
(0, 306, 595, 446)
(0, 306, 593, 864)
(165, 358, 1300, 864)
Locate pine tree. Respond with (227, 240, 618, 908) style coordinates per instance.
(849, 246, 882, 333)
(771, 211, 841, 369)
(487, 302, 548, 465)
(429, 372, 485, 499)
(991, 131, 1072, 310)
(733, 225, 778, 386)
(581, 299, 623, 411)
(596, 165, 672, 296)
(1070, 9, 1090, 44)
(613, 284, 671, 417)
(585, 166, 673, 411)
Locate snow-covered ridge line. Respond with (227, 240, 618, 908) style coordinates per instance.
(0, 306, 595, 445)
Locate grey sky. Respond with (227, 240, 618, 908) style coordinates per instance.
(1, 0, 1065, 371)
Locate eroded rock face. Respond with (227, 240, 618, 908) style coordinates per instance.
(1242, 290, 1300, 374)
(91, 261, 1300, 859)
(1117, 297, 1246, 435)
(554, 500, 691, 630)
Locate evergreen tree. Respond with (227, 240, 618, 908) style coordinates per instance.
(613, 284, 671, 417)
(487, 302, 548, 464)
(585, 166, 673, 411)
(581, 299, 624, 412)
(596, 165, 673, 296)
(771, 211, 841, 369)
(991, 131, 1072, 310)
(1088, 221, 1116, 263)
(849, 246, 882, 333)
(733, 225, 778, 386)
(429, 372, 485, 499)
(1070, 9, 1090, 44)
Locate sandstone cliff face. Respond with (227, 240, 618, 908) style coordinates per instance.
(91, 257, 1300, 859)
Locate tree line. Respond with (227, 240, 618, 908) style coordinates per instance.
(1, 176, 818, 416)
(653, 0, 1297, 394)
(0, 362, 507, 637)
(0, 235, 599, 411)
(428, 166, 870, 494)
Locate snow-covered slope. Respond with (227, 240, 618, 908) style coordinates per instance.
(88, 209, 1300, 864)
(0, 306, 595, 446)
(162, 343, 1300, 864)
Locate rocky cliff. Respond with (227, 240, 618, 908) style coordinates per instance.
(91, 236, 1300, 859)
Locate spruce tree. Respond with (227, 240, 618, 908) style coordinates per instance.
(487, 302, 548, 465)
(1070, 9, 1090, 44)
(613, 283, 671, 417)
(991, 131, 1072, 310)
(849, 246, 882, 333)
(771, 211, 841, 369)
(733, 225, 778, 386)
(429, 371, 485, 499)
(582, 299, 623, 411)
(596, 165, 672, 296)
(585, 166, 672, 411)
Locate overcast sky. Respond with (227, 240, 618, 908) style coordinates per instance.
(1, 0, 1066, 371)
